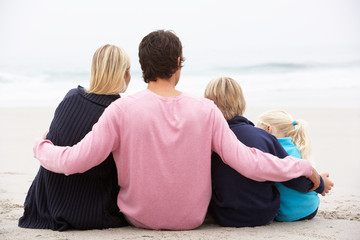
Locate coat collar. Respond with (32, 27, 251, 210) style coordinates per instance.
(227, 115, 255, 127)
(77, 85, 120, 107)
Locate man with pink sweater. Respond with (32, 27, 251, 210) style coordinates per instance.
(33, 30, 320, 230)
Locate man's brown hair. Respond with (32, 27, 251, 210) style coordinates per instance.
(138, 30, 185, 83)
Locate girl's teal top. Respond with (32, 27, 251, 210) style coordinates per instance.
(275, 137, 320, 222)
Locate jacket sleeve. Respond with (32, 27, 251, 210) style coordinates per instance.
(210, 106, 313, 182)
(281, 176, 325, 193)
(33, 103, 121, 175)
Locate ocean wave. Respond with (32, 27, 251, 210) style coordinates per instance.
(208, 60, 360, 74)
(1, 61, 359, 107)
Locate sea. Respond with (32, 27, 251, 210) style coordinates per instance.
(0, 60, 359, 109)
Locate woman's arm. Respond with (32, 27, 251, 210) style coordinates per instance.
(33, 103, 121, 175)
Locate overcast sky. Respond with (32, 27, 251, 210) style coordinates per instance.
(1, 0, 359, 72)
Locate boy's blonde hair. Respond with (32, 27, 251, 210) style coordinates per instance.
(257, 110, 311, 159)
(204, 77, 246, 120)
(88, 44, 130, 95)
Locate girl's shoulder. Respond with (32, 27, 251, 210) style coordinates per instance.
(278, 138, 302, 158)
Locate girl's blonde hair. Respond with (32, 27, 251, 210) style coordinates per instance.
(257, 110, 311, 159)
(88, 44, 131, 95)
(204, 77, 246, 120)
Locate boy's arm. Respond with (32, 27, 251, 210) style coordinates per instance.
(281, 176, 325, 193)
(210, 105, 320, 188)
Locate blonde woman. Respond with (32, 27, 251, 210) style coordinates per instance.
(204, 77, 328, 227)
(257, 110, 334, 221)
(19, 44, 131, 230)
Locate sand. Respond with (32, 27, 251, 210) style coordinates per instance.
(1, 106, 360, 240)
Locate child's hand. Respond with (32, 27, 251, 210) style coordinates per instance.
(320, 173, 334, 196)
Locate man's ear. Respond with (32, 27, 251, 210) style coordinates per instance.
(267, 125, 272, 134)
(177, 57, 181, 68)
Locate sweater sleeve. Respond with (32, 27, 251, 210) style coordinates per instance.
(210, 106, 313, 182)
(33, 103, 121, 175)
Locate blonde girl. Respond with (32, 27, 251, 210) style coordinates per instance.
(257, 110, 333, 221)
(257, 110, 311, 160)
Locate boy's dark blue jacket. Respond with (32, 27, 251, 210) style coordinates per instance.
(209, 116, 322, 227)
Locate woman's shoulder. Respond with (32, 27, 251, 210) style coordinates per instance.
(64, 87, 79, 98)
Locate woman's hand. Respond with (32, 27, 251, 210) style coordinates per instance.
(43, 130, 49, 139)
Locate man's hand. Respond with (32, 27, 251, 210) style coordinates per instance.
(320, 172, 334, 196)
(308, 167, 320, 192)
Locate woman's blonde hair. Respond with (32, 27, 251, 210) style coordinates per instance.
(88, 44, 130, 95)
(257, 110, 311, 159)
(204, 77, 246, 120)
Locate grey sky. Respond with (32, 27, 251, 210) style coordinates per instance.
(1, 0, 359, 71)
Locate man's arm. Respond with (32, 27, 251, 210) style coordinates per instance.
(33, 103, 121, 175)
(210, 105, 319, 189)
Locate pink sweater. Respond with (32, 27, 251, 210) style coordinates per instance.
(34, 89, 312, 230)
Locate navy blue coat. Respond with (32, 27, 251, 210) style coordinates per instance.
(19, 86, 128, 231)
(210, 116, 288, 227)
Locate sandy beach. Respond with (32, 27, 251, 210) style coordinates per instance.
(1, 106, 360, 240)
